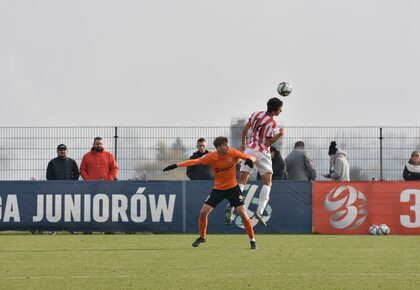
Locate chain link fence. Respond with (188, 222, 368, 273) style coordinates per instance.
(0, 126, 419, 181)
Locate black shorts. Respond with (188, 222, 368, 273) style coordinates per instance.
(204, 185, 245, 208)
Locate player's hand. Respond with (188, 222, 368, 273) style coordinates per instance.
(239, 144, 246, 152)
(245, 158, 254, 168)
(278, 127, 285, 137)
(163, 164, 177, 171)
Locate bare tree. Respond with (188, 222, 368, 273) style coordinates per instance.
(136, 138, 188, 180)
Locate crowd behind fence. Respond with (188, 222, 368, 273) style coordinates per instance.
(0, 126, 419, 181)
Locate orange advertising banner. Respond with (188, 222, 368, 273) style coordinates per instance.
(313, 181, 420, 234)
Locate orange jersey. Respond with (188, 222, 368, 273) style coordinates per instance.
(177, 147, 256, 190)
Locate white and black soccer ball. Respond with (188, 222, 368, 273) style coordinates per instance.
(377, 224, 390, 235)
(277, 81, 292, 97)
(368, 224, 379, 235)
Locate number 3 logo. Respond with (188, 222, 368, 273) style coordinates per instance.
(400, 189, 420, 228)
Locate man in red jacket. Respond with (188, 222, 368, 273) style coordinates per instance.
(80, 137, 119, 180)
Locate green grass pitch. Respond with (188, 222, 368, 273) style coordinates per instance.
(1, 234, 420, 290)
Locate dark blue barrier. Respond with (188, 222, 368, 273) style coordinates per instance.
(0, 180, 312, 233)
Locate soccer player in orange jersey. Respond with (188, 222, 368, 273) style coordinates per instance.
(163, 136, 258, 249)
(225, 97, 285, 227)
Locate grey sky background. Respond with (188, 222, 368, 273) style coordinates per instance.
(1, 0, 419, 127)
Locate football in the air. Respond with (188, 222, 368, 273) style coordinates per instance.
(368, 225, 379, 235)
(377, 224, 390, 235)
(277, 81, 292, 96)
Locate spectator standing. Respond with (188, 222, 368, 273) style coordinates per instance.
(46, 144, 79, 180)
(186, 138, 213, 180)
(285, 141, 316, 181)
(403, 150, 420, 181)
(323, 141, 350, 181)
(257, 146, 287, 180)
(80, 137, 119, 180)
(44, 144, 79, 234)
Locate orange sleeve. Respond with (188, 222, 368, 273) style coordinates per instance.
(177, 154, 210, 167)
(231, 148, 256, 162)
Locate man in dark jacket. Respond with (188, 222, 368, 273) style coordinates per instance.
(45, 144, 79, 234)
(257, 146, 287, 180)
(186, 138, 213, 180)
(46, 144, 79, 180)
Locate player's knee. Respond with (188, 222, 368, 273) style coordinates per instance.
(199, 211, 209, 220)
(263, 180, 272, 187)
(200, 206, 212, 217)
(261, 173, 273, 187)
(235, 206, 248, 219)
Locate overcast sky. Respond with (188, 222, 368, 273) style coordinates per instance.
(1, 0, 419, 127)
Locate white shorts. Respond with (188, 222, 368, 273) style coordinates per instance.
(240, 147, 273, 175)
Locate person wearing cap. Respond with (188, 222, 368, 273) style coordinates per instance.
(322, 141, 350, 181)
(46, 144, 80, 180)
(80, 137, 119, 180)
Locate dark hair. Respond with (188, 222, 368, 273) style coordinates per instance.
(197, 138, 206, 143)
(269, 146, 279, 158)
(93, 137, 103, 142)
(267, 97, 283, 113)
(328, 141, 337, 155)
(213, 136, 228, 148)
(294, 141, 305, 148)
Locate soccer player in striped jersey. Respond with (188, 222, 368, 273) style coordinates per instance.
(226, 97, 284, 226)
(163, 136, 258, 249)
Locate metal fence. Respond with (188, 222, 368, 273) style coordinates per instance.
(0, 126, 419, 181)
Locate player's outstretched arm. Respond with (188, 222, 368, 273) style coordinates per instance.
(232, 148, 256, 167)
(163, 164, 178, 171)
(176, 156, 209, 168)
(163, 157, 207, 172)
(240, 122, 252, 151)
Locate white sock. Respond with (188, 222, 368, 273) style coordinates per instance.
(257, 185, 271, 214)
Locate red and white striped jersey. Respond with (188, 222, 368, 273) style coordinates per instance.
(247, 111, 277, 154)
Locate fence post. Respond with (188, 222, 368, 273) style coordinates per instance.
(114, 127, 118, 161)
(379, 127, 383, 181)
